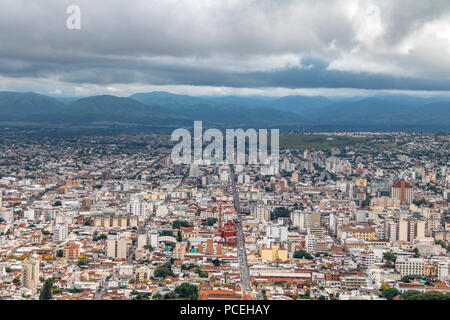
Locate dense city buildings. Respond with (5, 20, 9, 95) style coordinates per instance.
(0, 131, 448, 300)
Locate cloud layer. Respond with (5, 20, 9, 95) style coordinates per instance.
(0, 0, 450, 96)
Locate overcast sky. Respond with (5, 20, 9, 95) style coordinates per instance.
(1, 0, 450, 97)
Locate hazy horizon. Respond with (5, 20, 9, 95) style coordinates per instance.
(1, 1, 450, 98)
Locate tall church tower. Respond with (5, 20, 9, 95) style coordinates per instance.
(218, 204, 223, 233)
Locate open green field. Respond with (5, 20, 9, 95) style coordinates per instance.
(280, 133, 366, 150)
(0, 121, 117, 129)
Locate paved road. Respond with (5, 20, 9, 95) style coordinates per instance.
(229, 165, 252, 296)
(29, 180, 66, 203)
(133, 155, 164, 180)
(176, 166, 189, 188)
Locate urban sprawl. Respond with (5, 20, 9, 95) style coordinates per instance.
(0, 131, 449, 300)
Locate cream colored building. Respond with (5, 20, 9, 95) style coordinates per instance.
(106, 238, 130, 259)
(255, 205, 271, 222)
(22, 259, 40, 290)
(398, 219, 426, 242)
(395, 257, 425, 276)
(261, 245, 288, 262)
(173, 242, 187, 260)
(94, 215, 138, 228)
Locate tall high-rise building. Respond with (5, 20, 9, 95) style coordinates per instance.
(386, 221, 398, 242)
(305, 235, 316, 253)
(22, 259, 40, 290)
(254, 205, 270, 222)
(393, 219, 425, 242)
(398, 219, 409, 242)
(106, 238, 129, 259)
(53, 223, 69, 243)
(291, 211, 312, 232)
(392, 181, 413, 203)
(291, 172, 299, 183)
(127, 199, 149, 219)
(311, 212, 321, 226)
(266, 225, 288, 242)
(137, 234, 148, 249)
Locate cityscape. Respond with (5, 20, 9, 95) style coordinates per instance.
(0, 0, 450, 307)
(0, 130, 448, 300)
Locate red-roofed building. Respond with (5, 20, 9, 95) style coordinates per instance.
(392, 181, 413, 203)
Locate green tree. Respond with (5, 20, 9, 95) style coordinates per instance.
(164, 291, 176, 300)
(39, 279, 53, 300)
(360, 198, 371, 208)
(202, 218, 218, 226)
(381, 288, 400, 300)
(93, 233, 107, 241)
(176, 230, 182, 242)
(271, 207, 291, 220)
(154, 263, 174, 278)
(152, 293, 163, 300)
(56, 249, 64, 258)
(160, 230, 174, 237)
(421, 291, 449, 300)
(194, 268, 208, 278)
(262, 289, 268, 300)
(304, 289, 310, 298)
(174, 283, 199, 300)
(144, 244, 154, 251)
(294, 250, 313, 260)
(172, 220, 190, 229)
(400, 290, 450, 300)
(181, 263, 196, 270)
(77, 257, 88, 267)
(401, 276, 412, 283)
(383, 252, 397, 263)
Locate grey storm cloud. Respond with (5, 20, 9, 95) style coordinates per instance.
(0, 0, 450, 93)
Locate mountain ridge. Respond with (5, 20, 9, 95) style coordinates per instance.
(0, 91, 448, 130)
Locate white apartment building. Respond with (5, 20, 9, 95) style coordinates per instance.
(395, 257, 426, 276)
(305, 235, 316, 254)
(360, 251, 375, 269)
(137, 234, 148, 249)
(127, 199, 149, 219)
(106, 238, 129, 259)
(24, 209, 35, 220)
(438, 261, 449, 282)
(307, 225, 325, 238)
(266, 225, 288, 242)
(53, 223, 69, 243)
(149, 232, 158, 248)
(291, 211, 311, 232)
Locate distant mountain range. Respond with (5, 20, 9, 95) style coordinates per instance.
(0, 91, 449, 131)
